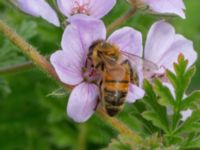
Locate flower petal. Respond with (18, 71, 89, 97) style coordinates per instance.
(144, 0, 186, 19)
(14, 0, 60, 26)
(144, 20, 176, 64)
(144, 21, 197, 71)
(62, 14, 106, 60)
(126, 84, 145, 103)
(108, 27, 143, 57)
(180, 109, 192, 121)
(67, 83, 99, 123)
(88, 0, 116, 18)
(50, 50, 83, 85)
(158, 34, 197, 71)
(57, 0, 74, 17)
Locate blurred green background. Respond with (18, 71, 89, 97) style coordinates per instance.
(0, 0, 200, 149)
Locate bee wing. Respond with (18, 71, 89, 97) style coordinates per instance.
(121, 52, 160, 85)
(100, 54, 127, 80)
(121, 52, 159, 72)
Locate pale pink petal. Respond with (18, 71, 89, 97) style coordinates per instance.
(144, 21, 197, 71)
(158, 35, 197, 71)
(67, 83, 99, 123)
(57, 0, 74, 17)
(144, 0, 185, 19)
(180, 109, 192, 121)
(88, 0, 116, 18)
(144, 21, 176, 64)
(62, 14, 106, 60)
(14, 0, 60, 26)
(126, 84, 145, 103)
(108, 27, 143, 57)
(136, 66, 144, 87)
(50, 50, 83, 85)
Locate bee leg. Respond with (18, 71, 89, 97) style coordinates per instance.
(94, 80, 103, 111)
(121, 59, 139, 86)
(94, 97, 100, 111)
(95, 62, 104, 71)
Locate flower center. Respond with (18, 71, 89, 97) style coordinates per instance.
(71, 0, 91, 16)
(82, 58, 102, 84)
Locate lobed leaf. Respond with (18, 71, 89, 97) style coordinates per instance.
(154, 79, 175, 108)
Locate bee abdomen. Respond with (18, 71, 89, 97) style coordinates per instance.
(103, 88, 127, 116)
(104, 88, 127, 104)
(105, 105, 123, 116)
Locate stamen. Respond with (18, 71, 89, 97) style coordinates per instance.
(82, 57, 101, 83)
(71, 0, 90, 15)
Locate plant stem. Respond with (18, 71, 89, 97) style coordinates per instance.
(96, 108, 141, 143)
(0, 20, 57, 79)
(0, 19, 72, 90)
(77, 124, 87, 150)
(0, 61, 34, 74)
(0, 19, 141, 141)
(107, 8, 137, 33)
(1, 8, 136, 74)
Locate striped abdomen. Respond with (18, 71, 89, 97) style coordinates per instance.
(101, 68, 130, 116)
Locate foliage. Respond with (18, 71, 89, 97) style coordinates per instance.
(103, 55, 200, 150)
(141, 55, 200, 149)
(1, 0, 200, 150)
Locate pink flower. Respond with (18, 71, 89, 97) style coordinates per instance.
(50, 15, 144, 122)
(143, 21, 197, 122)
(57, 0, 116, 18)
(144, 20, 197, 74)
(128, 0, 186, 19)
(180, 109, 192, 121)
(13, 0, 60, 26)
(143, 0, 186, 19)
(51, 17, 197, 123)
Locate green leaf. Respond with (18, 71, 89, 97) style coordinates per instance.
(154, 79, 175, 108)
(102, 135, 133, 150)
(184, 137, 200, 149)
(142, 111, 168, 133)
(47, 87, 69, 98)
(0, 20, 38, 68)
(166, 70, 177, 89)
(142, 80, 169, 133)
(167, 55, 196, 102)
(174, 110, 200, 134)
(174, 54, 188, 77)
(0, 77, 11, 98)
(181, 90, 200, 110)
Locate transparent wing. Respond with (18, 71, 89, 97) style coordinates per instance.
(120, 51, 159, 72)
(99, 54, 127, 80)
(120, 51, 161, 84)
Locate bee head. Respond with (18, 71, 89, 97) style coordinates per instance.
(89, 40, 120, 67)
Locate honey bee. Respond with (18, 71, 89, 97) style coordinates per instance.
(88, 40, 158, 116)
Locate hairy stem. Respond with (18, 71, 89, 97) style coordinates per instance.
(0, 20, 57, 79)
(107, 8, 137, 33)
(96, 108, 141, 143)
(0, 61, 34, 74)
(1, 7, 137, 74)
(0, 19, 72, 90)
(0, 19, 141, 140)
(77, 124, 87, 150)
